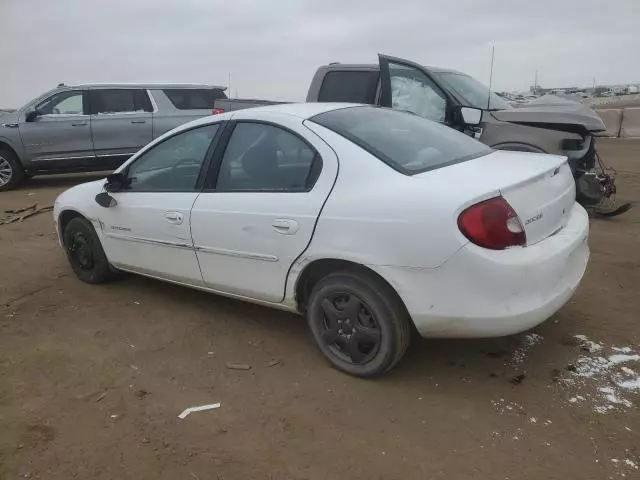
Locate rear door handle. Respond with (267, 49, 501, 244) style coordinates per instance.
(71, 122, 88, 127)
(164, 212, 184, 224)
(271, 219, 298, 235)
(131, 120, 146, 124)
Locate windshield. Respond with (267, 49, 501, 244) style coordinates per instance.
(311, 106, 492, 175)
(435, 72, 511, 111)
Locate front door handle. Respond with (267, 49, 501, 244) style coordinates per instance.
(164, 212, 184, 224)
(71, 122, 88, 127)
(131, 120, 146, 124)
(271, 219, 298, 235)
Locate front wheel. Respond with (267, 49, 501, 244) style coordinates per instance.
(0, 147, 25, 192)
(307, 271, 411, 377)
(63, 217, 115, 284)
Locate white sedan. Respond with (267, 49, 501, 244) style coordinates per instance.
(54, 103, 589, 377)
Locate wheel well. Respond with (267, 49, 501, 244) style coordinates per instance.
(58, 210, 85, 242)
(294, 259, 408, 315)
(0, 141, 19, 159)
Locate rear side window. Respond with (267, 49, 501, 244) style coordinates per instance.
(90, 89, 152, 114)
(318, 71, 379, 104)
(163, 89, 228, 110)
(312, 106, 492, 175)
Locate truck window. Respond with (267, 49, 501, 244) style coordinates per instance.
(388, 63, 447, 123)
(317, 71, 379, 104)
(163, 89, 228, 110)
(90, 89, 152, 114)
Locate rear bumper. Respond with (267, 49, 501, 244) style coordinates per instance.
(374, 203, 589, 338)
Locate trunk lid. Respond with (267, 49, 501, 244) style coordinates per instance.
(417, 150, 576, 246)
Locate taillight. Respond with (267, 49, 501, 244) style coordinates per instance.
(458, 196, 526, 250)
(212, 108, 225, 115)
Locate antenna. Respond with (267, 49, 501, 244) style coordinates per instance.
(487, 45, 495, 110)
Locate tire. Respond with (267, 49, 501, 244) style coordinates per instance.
(0, 147, 26, 192)
(307, 271, 411, 377)
(63, 217, 115, 284)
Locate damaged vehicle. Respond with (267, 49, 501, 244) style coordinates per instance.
(307, 54, 629, 217)
(54, 104, 589, 377)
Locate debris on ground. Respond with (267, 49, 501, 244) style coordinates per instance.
(266, 360, 280, 367)
(95, 392, 107, 403)
(178, 403, 221, 419)
(510, 333, 544, 366)
(562, 334, 640, 414)
(225, 363, 251, 370)
(134, 389, 149, 399)
(510, 374, 526, 385)
(0, 204, 54, 226)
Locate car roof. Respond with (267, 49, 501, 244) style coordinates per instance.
(323, 63, 463, 75)
(167, 103, 363, 134)
(58, 83, 227, 90)
(232, 102, 360, 119)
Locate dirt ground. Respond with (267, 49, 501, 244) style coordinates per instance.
(1, 139, 639, 480)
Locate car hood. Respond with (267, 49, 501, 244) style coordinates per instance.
(491, 102, 605, 132)
(0, 111, 19, 124)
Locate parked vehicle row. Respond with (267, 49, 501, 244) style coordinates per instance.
(54, 104, 590, 377)
(2, 54, 627, 216)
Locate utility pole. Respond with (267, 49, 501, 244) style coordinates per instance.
(534, 70, 538, 93)
(487, 45, 495, 109)
(228, 72, 232, 99)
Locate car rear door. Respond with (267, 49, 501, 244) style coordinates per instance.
(189, 113, 338, 303)
(89, 88, 154, 168)
(378, 54, 450, 124)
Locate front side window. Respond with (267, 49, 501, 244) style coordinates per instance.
(90, 89, 152, 114)
(388, 62, 447, 123)
(125, 124, 219, 191)
(36, 91, 85, 115)
(312, 106, 492, 175)
(215, 123, 320, 192)
(434, 72, 511, 111)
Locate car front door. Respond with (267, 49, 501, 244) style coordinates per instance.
(89, 88, 154, 169)
(18, 89, 94, 164)
(97, 123, 221, 284)
(378, 54, 450, 125)
(190, 116, 338, 303)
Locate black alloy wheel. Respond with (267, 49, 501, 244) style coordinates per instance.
(63, 217, 115, 284)
(307, 271, 411, 377)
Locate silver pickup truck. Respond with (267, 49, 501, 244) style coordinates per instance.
(0, 84, 232, 190)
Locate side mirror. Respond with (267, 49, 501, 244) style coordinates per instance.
(104, 172, 128, 192)
(95, 192, 117, 208)
(459, 106, 482, 126)
(25, 110, 38, 122)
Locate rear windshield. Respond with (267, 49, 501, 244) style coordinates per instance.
(163, 88, 228, 110)
(311, 106, 492, 174)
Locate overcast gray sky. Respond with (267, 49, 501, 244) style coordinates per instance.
(2, 0, 639, 107)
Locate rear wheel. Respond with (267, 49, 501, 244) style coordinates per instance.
(0, 147, 25, 192)
(307, 271, 411, 377)
(63, 217, 115, 284)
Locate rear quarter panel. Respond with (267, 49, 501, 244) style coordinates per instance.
(299, 123, 472, 270)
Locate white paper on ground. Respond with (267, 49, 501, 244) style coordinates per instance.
(178, 403, 221, 419)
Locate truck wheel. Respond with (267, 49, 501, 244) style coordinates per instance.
(307, 271, 411, 377)
(0, 147, 25, 192)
